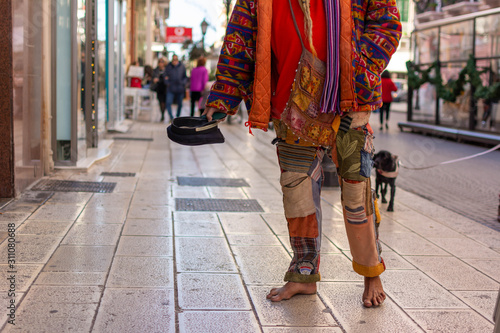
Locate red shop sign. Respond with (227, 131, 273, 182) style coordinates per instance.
(166, 27, 193, 43)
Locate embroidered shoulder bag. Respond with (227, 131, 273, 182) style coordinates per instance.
(280, 0, 337, 147)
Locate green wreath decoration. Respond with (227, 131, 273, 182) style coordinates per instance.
(406, 55, 500, 103)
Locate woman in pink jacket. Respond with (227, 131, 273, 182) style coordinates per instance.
(189, 57, 209, 117)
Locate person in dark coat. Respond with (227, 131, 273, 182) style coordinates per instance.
(153, 58, 167, 122)
(164, 54, 188, 120)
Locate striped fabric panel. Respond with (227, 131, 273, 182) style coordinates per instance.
(345, 205, 368, 224)
(320, 0, 341, 115)
(277, 143, 318, 173)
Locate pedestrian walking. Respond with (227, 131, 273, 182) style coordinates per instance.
(165, 54, 188, 120)
(152, 58, 168, 122)
(204, 0, 401, 307)
(189, 57, 209, 117)
(380, 70, 398, 130)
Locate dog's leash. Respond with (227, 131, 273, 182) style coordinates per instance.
(398, 142, 500, 171)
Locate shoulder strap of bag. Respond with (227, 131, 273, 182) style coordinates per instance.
(287, 0, 306, 51)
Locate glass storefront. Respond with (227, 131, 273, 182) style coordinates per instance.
(410, 10, 500, 134)
(12, 0, 44, 192)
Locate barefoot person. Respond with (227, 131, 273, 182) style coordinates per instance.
(204, 0, 401, 307)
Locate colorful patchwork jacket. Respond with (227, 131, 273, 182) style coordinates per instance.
(206, 0, 402, 131)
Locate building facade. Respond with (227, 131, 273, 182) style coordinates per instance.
(0, 0, 144, 198)
(409, 0, 500, 134)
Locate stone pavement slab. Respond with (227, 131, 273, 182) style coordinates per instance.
(0, 119, 498, 332)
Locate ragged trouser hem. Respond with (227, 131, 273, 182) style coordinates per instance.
(284, 272, 321, 283)
(352, 258, 386, 277)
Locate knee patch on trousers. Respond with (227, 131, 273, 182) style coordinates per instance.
(280, 172, 318, 238)
(341, 178, 373, 224)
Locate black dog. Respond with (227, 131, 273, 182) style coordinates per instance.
(373, 150, 399, 212)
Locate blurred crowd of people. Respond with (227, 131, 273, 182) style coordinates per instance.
(127, 55, 210, 122)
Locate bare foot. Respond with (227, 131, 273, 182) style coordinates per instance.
(266, 282, 317, 302)
(363, 276, 386, 307)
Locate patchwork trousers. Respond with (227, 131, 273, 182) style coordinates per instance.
(275, 118, 384, 284)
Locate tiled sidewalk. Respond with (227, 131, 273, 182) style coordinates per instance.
(0, 120, 499, 332)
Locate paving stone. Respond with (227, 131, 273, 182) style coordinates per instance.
(116, 236, 172, 257)
(219, 213, 274, 235)
(0, 201, 38, 214)
(227, 234, 281, 246)
(178, 273, 251, 310)
(127, 205, 170, 219)
(62, 224, 122, 246)
(35, 272, 106, 286)
(107, 257, 173, 288)
(322, 225, 351, 251)
(46, 192, 93, 205)
(319, 282, 423, 333)
(232, 246, 291, 284)
(176, 237, 237, 272)
(207, 187, 247, 199)
(377, 217, 413, 234)
(77, 207, 128, 224)
(21, 285, 102, 303)
(16, 221, 72, 237)
(380, 232, 449, 255)
(405, 256, 499, 291)
(173, 186, 210, 198)
(261, 214, 289, 236)
(135, 179, 170, 192)
(4, 303, 98, 333)
(0, 235, 60, 263)
(428, 237, 500, 259)
(86, 192, 133, 210)
(173, 212, 219, 223)
(380, 251, 415, 270)
(248, 286, 338, 327)
(382, 270, 467, 309)
(319, 254, 363, 282)
(29, 204, 84, 222)
(407, 309, 494, 333)
(463, 259, 500, 283)
(174, 221, 224, 237)
(0, 264, 42, 292)
(93, 289, 175, 333)
(179, 311, 260, 333)
(452, 290, 498, 322)
(0, 212, 32, 223)
(44, 246, 115, 272)
(392, 210, 462, 238)
(263, 328, 343, 333)
(106, 177, 137, 193)
(0, 292, 24, 329)
(130, 191, 170, 206)
(122, 218, 172, 236)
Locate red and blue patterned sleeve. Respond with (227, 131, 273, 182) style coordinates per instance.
(351, 0, 402, 109)
(205, 0, 257, 115)
(361, 0, 402, 73)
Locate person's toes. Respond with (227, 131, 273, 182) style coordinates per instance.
(266, 288, 279, 299)
(363, 299, 373, 307)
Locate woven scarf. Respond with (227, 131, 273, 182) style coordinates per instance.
(320, 0, 341, 115)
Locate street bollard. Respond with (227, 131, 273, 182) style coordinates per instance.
(322, 155, 339, 187)
(494, 287, 500, 333)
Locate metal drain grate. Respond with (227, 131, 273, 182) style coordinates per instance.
(101, 172, 136, 177)
(31, 180, 116, 193)
(176, 198, 264, 212)
(177, 177, 249, 187)
(113, 137, 153, 141)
